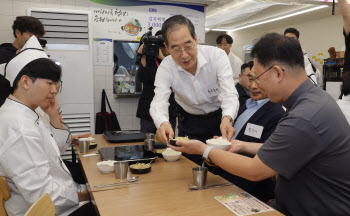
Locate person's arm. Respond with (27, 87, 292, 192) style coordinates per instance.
(171, 139, 277, 181)
(339, 0, 350, 35)
(150, 62, 173, 143)
(216, 49, 240, 140)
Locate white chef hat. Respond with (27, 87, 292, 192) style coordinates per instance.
(2, 35, 48, 86)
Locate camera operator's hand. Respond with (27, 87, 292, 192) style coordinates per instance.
(136, 44, 146, 67)
(157, 48, 165, 60)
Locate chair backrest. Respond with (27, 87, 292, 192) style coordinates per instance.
(24, 193, 55, 216)
(0, 176, 11, 216)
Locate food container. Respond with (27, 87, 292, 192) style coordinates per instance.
(162, 148, 181, 162)
(206, 137, 231, 151)
(130, 163, 151, 174)
(96, 161, 115, 173)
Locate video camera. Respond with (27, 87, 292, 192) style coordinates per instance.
(141, 27, 164, 57)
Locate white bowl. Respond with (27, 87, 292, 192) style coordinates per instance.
(162, 148, 181, 162)
(206, 137, 231, 151)
(96, 161, 115, 173)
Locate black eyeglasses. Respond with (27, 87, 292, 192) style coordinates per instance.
(55, 81, 63, 93)
(250, 65, 285, 85)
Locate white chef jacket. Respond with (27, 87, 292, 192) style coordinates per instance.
(35, 107, 72, 154)
(0, 98, 79, 216)
(337, 95, 350, 125)
(228, 51, 243, 84)
(303, 51, 323, 87)
(150, 45, 239, 128)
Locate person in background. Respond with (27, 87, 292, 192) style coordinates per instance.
(216, 34, 243, 84)
(337, 72, 350, 124)
(0, 36, 93, 216)
(284, 27, 323, 87)
(0, 16, 45, 107)
(170, 33, 350, 215)
(235, 62, 252, 114)
(150, 15, 239, 165)
(136, 30, 177, 133)
(339, 0, 350, 72)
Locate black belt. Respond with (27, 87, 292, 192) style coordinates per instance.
(177, 105, 222, 121)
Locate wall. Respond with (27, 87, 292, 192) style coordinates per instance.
(0, 0, 140, 131)
(228, 13, 344, 71)
(204, 30, 222, 46)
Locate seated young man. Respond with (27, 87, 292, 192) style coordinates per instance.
(0, 36, 91, 216)
(213, 66, 285, 202)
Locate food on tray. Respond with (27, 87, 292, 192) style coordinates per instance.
(169, 136, 189, 146)
(130, 163, 151, 169)
(155, 149, 166, 154)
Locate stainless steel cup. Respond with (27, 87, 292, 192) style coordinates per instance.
(192, 167, 208, 187)
(145, 133, 155, 140)
(114, 161, 129, 179)
(144, 139, 155, 152)
(79, 140, 90, 153)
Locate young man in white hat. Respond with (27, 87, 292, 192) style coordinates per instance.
(0, 36, 93, 216)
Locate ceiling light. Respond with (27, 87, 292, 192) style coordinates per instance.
(212, 5, 328, 32)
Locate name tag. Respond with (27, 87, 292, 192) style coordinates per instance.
(207, 84, 220, 97)
(244, 123, 263, 139)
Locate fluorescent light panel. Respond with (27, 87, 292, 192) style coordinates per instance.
(211, 5, 328, 32)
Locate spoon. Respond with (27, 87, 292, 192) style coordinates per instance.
(188, 182, 233, 191)
(94, 176, 139, 188)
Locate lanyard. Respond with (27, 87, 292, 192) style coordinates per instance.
(155, 57, 159, 68)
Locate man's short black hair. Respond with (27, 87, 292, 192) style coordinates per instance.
(12, 58, 61, 93)
(161, 15, 195, 46)
(216, 34, 233, 45)
(248, 61, 254, 70)
(284, 28, 300, 40)
(241, 63, 250, 74)
(251, 33, 304, 70)
(342, 72, 350, 96)
(12, 16, 45, 38)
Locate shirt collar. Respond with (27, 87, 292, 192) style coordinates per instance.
(245, 97, 269, 108)
(283, 79, 314, 110)
(7, 95, 39, 122)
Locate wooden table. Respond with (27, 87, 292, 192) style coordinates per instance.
(77, 135, 283, 216)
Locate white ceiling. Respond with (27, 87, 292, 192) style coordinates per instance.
(156, 0, 338, 32)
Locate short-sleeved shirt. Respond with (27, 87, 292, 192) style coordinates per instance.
(258, 80, 350, 215)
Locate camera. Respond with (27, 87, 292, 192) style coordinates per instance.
(141, 27, 164, 57)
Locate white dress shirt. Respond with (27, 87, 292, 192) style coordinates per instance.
(337, 95, 350, 125)
(228, 51, 243, 84)
(35, 107, 72, 154)
(0, 98, 79, 216)
(150, 45, 239, 128)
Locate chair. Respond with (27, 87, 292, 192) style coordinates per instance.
(0, 176, 11, 216)
(24, 193, 55, 216)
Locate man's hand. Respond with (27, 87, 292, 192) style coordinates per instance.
(156, 122, 174, 143)
(220, 116, 235, 141)
(227, 139, 246, 153)
(157, 48, 165, 60)
(41, 95, 59, 116)
(169, 139, 207, 155)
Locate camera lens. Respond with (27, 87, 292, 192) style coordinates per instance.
(149, 46, 156, 54)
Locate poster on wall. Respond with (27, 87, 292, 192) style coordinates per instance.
(93, 38, 113, 65)
(90, 0, 205, 43)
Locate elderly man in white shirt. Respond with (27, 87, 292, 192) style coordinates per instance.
(216, 34, 243, 84)
(150, 15, 239, 164)
(0, 36, 91, 216)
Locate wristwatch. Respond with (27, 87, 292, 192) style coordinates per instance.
(222, 115, 233, 123)
(202, 146, 214, 160)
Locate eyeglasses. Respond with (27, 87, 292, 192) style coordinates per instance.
(250, 65, 274, 85)
(54, 81, 63, 93)
(170, 42, 196, 56)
